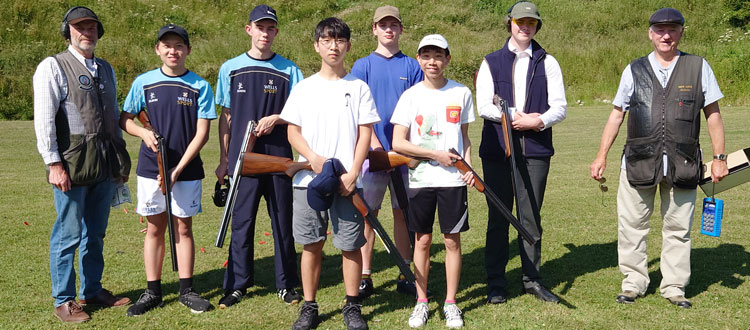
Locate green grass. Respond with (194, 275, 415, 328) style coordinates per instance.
(2, 0, 750, 119)
(1, 106, 749, 328)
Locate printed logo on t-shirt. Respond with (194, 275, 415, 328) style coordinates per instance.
(177, 91, 193, 106)
(148, 92, 159, 103)
(264, 79, 277, 94)
(446, 105, 461, 123)
(237, 82, 246, 93)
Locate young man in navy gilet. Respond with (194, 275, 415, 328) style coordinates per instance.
(475, 1, 567, 305)
(214, 4, 303, 308)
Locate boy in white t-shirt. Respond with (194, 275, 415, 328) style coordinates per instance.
(279, 17, 380, 330)
(390, 34, 475, 329)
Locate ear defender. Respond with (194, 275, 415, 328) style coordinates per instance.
(60, 6, 105, 40)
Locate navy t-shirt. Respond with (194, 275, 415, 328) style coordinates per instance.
(123, 68, 216, 181)
(215, 53, 303, 175)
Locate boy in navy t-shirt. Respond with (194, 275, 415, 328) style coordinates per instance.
(214, 4, 304, 308)
(350, 5, 423, 299)
(120, 24, 216, 316)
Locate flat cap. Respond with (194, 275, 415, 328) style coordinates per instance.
(649, 8, 685, 26)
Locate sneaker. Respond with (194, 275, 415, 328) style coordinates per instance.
(396, 274, 433, 298)
(292, 301, 321, 330)
(342, 302, 368, 330)
(279, 288, 302, 305)
(443, 304, 463, 328)
(219, 289, 245, 309)
(126, 290, 163, 316)
(179, 289, 213, 314)
(358, 278, 374, 299)
(408, 303, 429, 328)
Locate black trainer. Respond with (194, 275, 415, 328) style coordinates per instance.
(278, 288, 302, 305)
(179, 289, 213, 314)
(126, 290, 163, 316)
(357, 278, 374, 299)
(292, 301, 321, 330)
(396, 274, 432, 298)
(219, 289, 245, 309)
(342, 302, 368, 330)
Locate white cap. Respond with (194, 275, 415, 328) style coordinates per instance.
(417, 34, 449, 53)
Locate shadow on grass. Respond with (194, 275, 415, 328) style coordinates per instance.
(458, 240, 618, 313)
(645, 243, 749, 298)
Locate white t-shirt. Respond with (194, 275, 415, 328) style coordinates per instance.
(390, 80, 476, 188)
(280, 73, 380, 187)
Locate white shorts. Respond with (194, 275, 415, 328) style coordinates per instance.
(361, 162, 407, 210)
(136, 176, 202, 218)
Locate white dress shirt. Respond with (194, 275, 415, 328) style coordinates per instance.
(476, 41, 567, 130)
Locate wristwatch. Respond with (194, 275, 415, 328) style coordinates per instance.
(713, 154, 727, 161)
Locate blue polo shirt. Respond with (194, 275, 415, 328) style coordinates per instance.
(351, 51, 423, 150)
(216, 53, 303, 175)
(123, 68, 216, 181)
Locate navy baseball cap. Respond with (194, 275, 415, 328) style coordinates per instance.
(649, 8, 685, 26)
(307, 158, 347, 211)
(250, 5, 278, 23)
(157, 24, 190, 46)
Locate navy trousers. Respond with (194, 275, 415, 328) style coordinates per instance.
(224, 174, 299, 291)
(483, 156, 550, 291)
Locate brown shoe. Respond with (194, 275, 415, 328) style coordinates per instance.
(79, 288, 131, 307)
(616, 290, 640, 304)
(54, 300, 90, 323)
(666, 295, 692, 309)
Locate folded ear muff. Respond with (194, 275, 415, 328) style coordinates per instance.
(60, 6, 105, 40)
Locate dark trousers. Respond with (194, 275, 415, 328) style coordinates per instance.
(483, 156, 550, 290)
(224, 174, 299, 291)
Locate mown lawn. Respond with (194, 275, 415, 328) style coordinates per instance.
(1, 106, 748, 329)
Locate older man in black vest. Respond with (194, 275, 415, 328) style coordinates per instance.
(33, 6, 130, 322)
(590, 8, 728, 309)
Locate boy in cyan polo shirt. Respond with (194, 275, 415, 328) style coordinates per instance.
(350, 5, 423, 299)
(120, 24, 216, 316)
(391, 34, 475, 329)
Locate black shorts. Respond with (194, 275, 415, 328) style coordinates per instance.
(407, 186, 469, 234)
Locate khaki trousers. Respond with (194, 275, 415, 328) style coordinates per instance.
(616, 169, 696, 298)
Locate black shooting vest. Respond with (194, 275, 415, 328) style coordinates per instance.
(53, 51, 129, 185)
(624, 53, 704, 189)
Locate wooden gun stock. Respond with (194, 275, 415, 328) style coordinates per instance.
(240, 152, 312, 177)
(368, 150, 424, 172)
(136, 111, 166, 193)
(451, 158, 486, 193)
(493, 95, 512, 159)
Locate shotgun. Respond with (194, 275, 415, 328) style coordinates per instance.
(215, 121, 257, 248)
(368, 150, 425, 172)
(241, 152, 417, 283)
(448, 148, 536, 245)
(137, 110, 178, 271)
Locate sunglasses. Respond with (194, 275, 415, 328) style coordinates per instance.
(512, 18, 539, 27)
(598, 177, 608, 192)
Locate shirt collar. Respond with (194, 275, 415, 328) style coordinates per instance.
(67, 45, 96, 66)
(508, 42, 533, 57)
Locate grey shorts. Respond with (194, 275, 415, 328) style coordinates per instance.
(292, 188, 366, 251)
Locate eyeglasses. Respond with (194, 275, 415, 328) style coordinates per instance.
(318, 38, 348, 47)
(512, 18, 539, 27)
(598, 177, 608, 192)
(597, 177, 608, 207)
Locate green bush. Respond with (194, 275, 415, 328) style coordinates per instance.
(2, 0, 749, 120)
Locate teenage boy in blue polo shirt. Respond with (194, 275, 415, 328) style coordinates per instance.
(214, 4, 303, 308)
(350, 5, 423, 299)
(120, 24, 216, 316)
